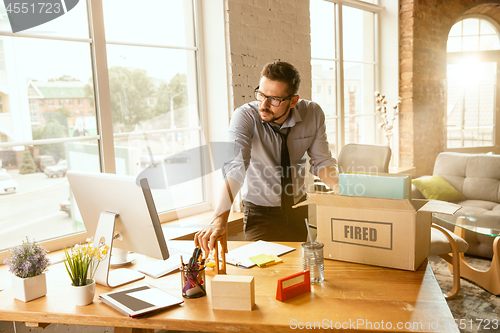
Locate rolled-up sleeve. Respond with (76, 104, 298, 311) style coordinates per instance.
(307, 103, 337, 176)
(222, 107, 254, 185)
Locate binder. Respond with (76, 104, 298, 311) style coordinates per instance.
(339, 172, 412, 200)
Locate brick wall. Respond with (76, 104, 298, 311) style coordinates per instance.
(226, 0, 312, 111)
(399, 0, 499, 176)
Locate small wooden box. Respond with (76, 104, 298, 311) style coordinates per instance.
(211, 275, 255, 311)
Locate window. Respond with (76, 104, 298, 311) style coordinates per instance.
(311, 0, 381, 156)
(0, 0, 206, 254)
(446, 17, 499, 148)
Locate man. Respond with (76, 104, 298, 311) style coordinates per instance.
(195, 61, 338, 253)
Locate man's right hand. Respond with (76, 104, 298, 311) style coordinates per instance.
(194, 212, 229, 254)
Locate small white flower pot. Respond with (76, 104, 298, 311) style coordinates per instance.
(70, 279, 96, 306)
(11, 273, 47, 302)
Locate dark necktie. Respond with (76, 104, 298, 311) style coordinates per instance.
(269, 125, 293, 219)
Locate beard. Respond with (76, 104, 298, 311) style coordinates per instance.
(259, 107, 289, 123)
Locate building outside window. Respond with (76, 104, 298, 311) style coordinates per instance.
(311, 0, 382, 156)
(0, 0, 206, 254)
(446, 17, 499, 148)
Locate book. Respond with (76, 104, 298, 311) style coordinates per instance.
(99, 284, 183, 318)
(339, 172, 412, 200)
(225, 240, 295, 268)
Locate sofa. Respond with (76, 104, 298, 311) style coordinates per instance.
(412, 152, 500, 258)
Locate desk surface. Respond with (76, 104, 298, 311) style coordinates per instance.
(0, 241, 458, 333)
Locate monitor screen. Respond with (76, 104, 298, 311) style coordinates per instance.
(67, 171, 170, 287)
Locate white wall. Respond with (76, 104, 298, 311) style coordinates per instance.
(226, 0, 312, 109)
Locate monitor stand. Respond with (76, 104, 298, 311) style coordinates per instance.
(93, 211, 145, 287)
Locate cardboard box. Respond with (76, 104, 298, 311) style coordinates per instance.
(211, 275, 255, 311)
(295, 193, 461, 271)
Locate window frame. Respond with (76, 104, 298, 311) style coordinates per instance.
(446, 14, 500, 152)
(0, 0, 211, 260)
(310, 0, 384, 157)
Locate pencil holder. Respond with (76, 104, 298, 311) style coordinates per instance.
(180, 266, 206, 298)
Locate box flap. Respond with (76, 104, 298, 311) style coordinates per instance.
(292, 198, 315, 208)
(418, 200, 461, 215)
(304, 193, 415, 212)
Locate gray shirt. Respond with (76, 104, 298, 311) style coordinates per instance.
(223, 99, 337, 207)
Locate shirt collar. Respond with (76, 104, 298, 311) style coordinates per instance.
(280, 104, 302, 129)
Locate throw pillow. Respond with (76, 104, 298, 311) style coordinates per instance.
(412, 175, 465, 201)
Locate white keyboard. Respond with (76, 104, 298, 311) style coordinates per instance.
(137, 247, 192, 279)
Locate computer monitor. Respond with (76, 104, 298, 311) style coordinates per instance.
(67, 171, 169, 287)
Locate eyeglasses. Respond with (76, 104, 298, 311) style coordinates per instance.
(254, 87, 295, 107)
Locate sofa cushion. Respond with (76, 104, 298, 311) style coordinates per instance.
(456, 200, 499, 212)
(433, 153, 469, 192)
(433, 152, 500, 203)
(412, 175, 465, 201)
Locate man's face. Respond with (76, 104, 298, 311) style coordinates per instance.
(257, 76, 298, 125)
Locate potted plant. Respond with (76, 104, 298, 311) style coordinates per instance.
(63, 238, 109, 306)
(3, 237, 51, 302)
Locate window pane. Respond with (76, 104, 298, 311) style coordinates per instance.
(106, 44, 203, 212)
(0, 1, 89, 39)
(462, 35, 479, 51)
(103, 0, 195, 47)
(462, 19, 480, 36)
(480, 19, 497, 35)
(130, 128, 204, 213)
(343, 62, 375, 144)
(446, 62, 495, 147)
(311, 60, 337, 154)
(463, 85, 479, 128)
(0, 140, 100, 251)
(343, 6, 374, 63)
(447, 36, 462, 52)
(480, 35, 500, 51)
(449, 21, 462, 37)
(0, 34, 100, 251)
(310, 0, 336, 59)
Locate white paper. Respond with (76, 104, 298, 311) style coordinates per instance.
(225, 240, 295, 268)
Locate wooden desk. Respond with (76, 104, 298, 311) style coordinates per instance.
(0, 241, 458, 333)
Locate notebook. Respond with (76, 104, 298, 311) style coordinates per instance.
(225, 240, 296, 268)
(99, 284, 183, 318)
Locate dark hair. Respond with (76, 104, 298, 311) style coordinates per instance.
(260, 61, 301, 95)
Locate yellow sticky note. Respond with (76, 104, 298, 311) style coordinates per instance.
(249, 254, 275, 267)
(262, 254, 283, 267)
